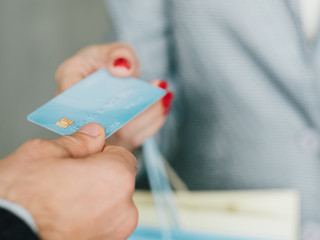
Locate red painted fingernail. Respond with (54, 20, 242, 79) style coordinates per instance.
(158, 80, 168, 90)
(162, 92, 174, 115)
(113, 58, 131, 70)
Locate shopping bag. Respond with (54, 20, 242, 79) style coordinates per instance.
(130, 139, 299, 240)
(131, 190, 299, 240)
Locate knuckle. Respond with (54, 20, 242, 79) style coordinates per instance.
(104, 145, 137, 173)
(23, 138, 49, 151)
(111, 201, 138, 239)
(54, 59, 71, 83)
(132, 204, 139, 224)
(54, 66, 70, 93)
(129, 154, 138, 173)
(54, 68, 61, 82)
(59, 135, 90, 157)
(106, 145, 127, 152)
(123, 173, 136, 196)
(19, 139, 56, 158)
(126, 203, 139, 234)
(106, 145, 131, 156)
(132, 203, 138, 218)
(121, 148, 137, 173)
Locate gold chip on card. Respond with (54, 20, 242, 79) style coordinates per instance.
(55, 118, 74, 129)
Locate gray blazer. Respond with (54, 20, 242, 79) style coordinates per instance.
(105, 0, 320, 234)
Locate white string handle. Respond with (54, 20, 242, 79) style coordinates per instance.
(143, 138, 180, 239)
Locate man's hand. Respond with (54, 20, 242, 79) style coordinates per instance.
(55, 43, 173, 151)
(0, 123, 138, 240)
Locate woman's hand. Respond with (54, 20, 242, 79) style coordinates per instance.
(55, 43, 173, 151)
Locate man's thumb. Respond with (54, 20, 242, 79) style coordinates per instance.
(50, 123, 106, 158)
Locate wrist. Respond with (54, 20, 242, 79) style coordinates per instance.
(0, 199, 38, 233)
(0, 159, 62, 240)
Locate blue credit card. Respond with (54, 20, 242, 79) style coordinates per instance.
(27, 69, 166, 138)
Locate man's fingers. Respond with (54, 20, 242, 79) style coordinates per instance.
(102, 145, 138, 175)
(19, 123, 106, 160)
(50, 123, 106, 158)
(84, 145, 137, 199)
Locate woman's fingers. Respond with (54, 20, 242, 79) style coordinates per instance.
(107, 101, 165, 150)
(55, 44, 173, 151)
(103, 43, 140, 78)
(55, 42, 140, 94)
(106, 80, 174, 151)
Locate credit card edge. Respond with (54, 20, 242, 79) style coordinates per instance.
(105, 90, 166, 139)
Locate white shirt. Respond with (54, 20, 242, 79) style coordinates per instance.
(0, 199, 37, 233)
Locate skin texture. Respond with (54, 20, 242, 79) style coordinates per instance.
(0, 123, 138, 240)
(55, 43, 173, 152)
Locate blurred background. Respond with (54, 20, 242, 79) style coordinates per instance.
(0, 0, 109, 158)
